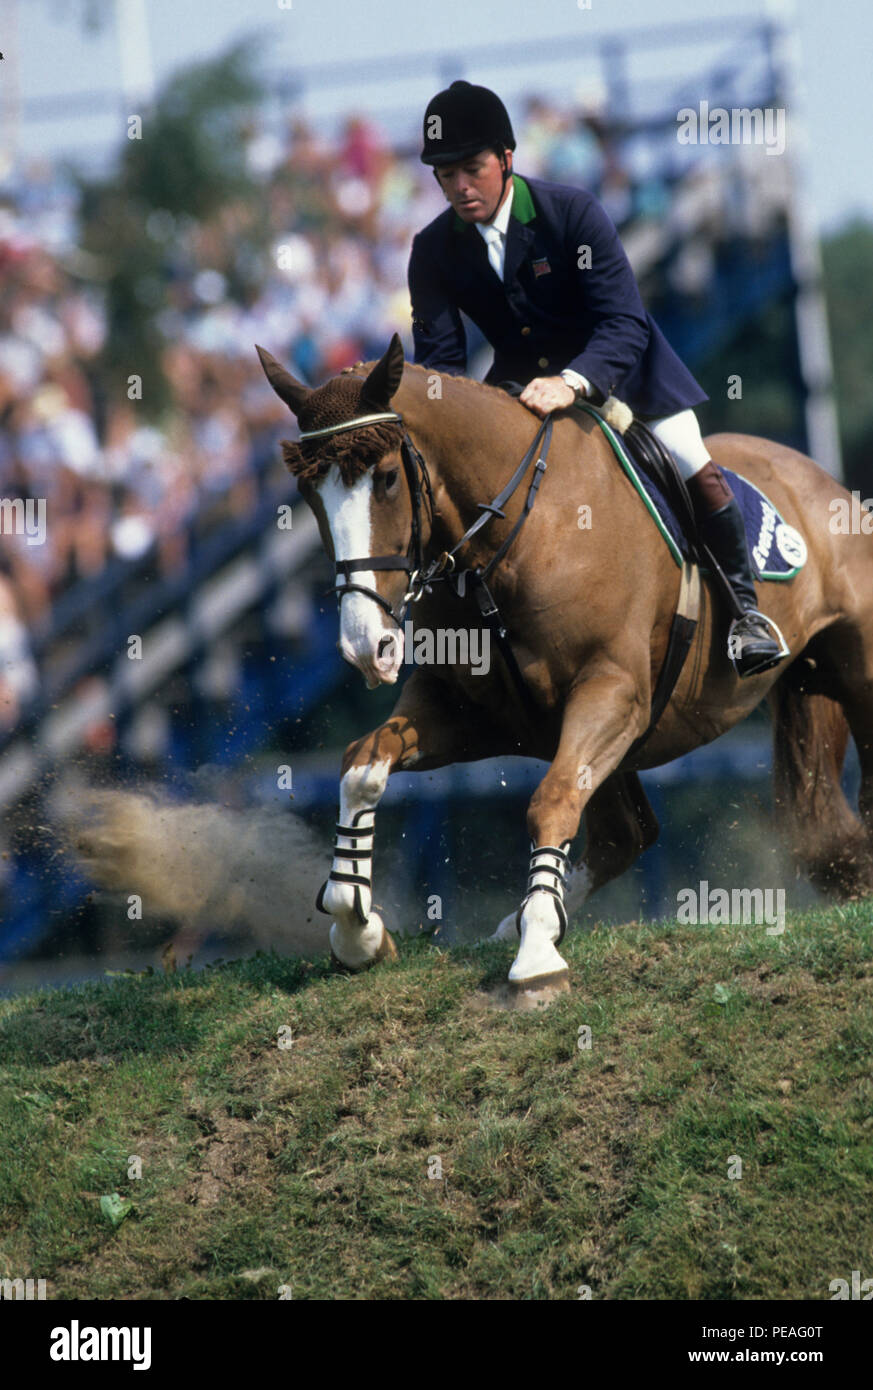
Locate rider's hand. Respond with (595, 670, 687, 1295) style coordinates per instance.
(520, 376, 576, 418)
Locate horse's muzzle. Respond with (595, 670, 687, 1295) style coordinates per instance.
(338, 628, 404, 688)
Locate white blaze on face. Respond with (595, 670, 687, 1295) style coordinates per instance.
(319, 464, 404, 686)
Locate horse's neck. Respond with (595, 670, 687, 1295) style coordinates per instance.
(398, 372, 531, 550)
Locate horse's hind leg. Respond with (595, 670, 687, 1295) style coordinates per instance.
(834, 623, 873, 884)
(575, 770, 660, 904)
(771, 614, 873, 898)
(490, 770, 659, 939)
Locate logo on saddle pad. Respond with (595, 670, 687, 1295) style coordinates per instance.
(774, 523, 807, 567)
(753, 504, 807, 573)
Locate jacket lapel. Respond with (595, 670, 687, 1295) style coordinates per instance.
(503, 220, 535, 286)
(454, 220, 495, 280)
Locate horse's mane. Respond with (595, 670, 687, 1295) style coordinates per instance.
(281, 360, 515, 484)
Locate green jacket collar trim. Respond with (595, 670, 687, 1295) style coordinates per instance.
(452, 174, 535, 233)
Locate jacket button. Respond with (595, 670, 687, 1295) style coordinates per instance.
(520, 326, 531, 336)
(538, 356, 549, 368)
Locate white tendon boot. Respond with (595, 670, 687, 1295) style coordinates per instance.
(508, 842, 572, 986)
(316, 807, 397, 969)
(491, 860, 592, 942)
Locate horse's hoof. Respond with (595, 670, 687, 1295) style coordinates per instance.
(373, 925, 399, 963)
(509, 970, 571, 1008)
(481, 970, 570, 1011)
(329, 919, 397, 973)
(509, 934, 568, 985)
(510, 967, 570, 991)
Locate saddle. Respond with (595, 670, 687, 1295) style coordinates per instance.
(494, 383, 704, 756)
(496, 381, 736, 604)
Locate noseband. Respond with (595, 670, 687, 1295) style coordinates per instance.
(298, 410, 436, 627)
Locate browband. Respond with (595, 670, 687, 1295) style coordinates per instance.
(298, 412, 402, 441)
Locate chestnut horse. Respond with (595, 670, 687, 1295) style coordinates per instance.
(257, 335, 873, 993)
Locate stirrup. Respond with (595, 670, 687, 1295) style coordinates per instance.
(728, 609, 789, 678)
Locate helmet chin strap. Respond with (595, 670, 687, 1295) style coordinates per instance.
(484, 150, 511, 222)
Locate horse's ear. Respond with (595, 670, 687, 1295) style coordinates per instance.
(255, 345, 310, 416)
(361, 333, 405, 410)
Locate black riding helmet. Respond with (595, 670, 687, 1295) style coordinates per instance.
(420, 79, 516, 167)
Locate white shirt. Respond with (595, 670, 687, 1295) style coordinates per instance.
(475, 181, 515, 280)
(476, 182, 590, 397)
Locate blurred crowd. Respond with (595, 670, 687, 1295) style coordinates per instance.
(0, 91, 788, 733)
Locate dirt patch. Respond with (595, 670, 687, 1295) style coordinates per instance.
(735, 965, 819, 1003)
(471, 976, 571, 1012)
(186, 1110, 272, 1209)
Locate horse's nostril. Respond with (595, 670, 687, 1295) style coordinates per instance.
(378, 635, 396, 660)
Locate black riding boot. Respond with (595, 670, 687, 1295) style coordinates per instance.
(699, 498, 786, 677)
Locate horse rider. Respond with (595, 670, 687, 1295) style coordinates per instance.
(407, 79, 785, 677)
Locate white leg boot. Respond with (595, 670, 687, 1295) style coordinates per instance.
(317, 759, 397, 969)
(508, 843, 572, 986)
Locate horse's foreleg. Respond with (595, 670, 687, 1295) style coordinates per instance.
(321, 675, 508, 969)
(490, 769, 659, 942)
(509, 671, 647, 987)
(319, 751, 397, 970)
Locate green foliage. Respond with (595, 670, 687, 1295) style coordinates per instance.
(75, 41, 263, 416)
(822, 220, 873, 492)
(119, 43, 261, 219)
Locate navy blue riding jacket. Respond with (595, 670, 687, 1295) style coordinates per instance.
(408, 173, 708, 419)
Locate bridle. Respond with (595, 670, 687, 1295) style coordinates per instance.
(300, 404, 554, 632)
(299, 409, 437, 628)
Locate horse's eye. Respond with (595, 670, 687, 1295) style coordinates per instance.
(384, 468, 399, 491)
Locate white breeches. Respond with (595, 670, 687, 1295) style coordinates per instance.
(648, 409, 713, 481)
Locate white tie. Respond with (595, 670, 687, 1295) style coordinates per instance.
(484, 225, 503, 281)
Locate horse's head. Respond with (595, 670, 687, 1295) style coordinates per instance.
(257, 334, 420, 688)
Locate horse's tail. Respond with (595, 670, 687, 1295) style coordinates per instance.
(770, 678, 873, 898)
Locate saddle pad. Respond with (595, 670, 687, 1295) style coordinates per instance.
(577, 405, 808, 580)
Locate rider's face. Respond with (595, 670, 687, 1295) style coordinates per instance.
(435, 149, 512, 223)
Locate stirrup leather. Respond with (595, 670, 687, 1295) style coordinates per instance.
(515, 841, 572, 945)
(316, 809, 375, 926)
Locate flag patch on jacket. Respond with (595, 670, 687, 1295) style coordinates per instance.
(532, 257, 551, 277)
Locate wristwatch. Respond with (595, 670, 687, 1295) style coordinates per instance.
(561, 370, 590, 405)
